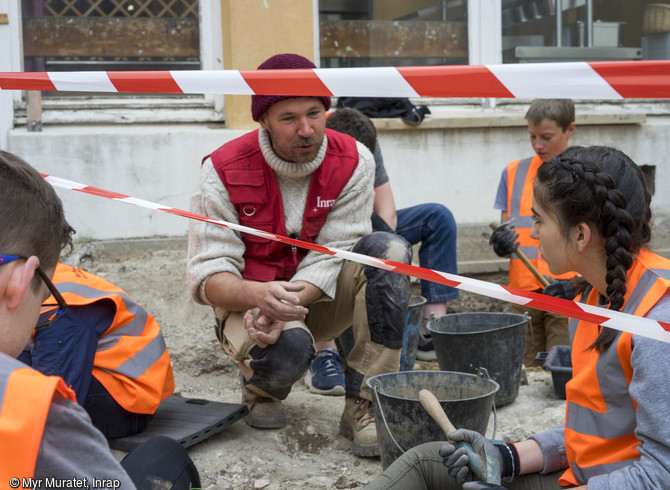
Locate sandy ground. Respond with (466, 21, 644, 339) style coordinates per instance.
(63, 239, 566, 490)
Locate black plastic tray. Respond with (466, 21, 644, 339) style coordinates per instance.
(538, 345, 572, 399)
(108, 395, 248, 451)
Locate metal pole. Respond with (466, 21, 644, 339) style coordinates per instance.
(556, 0, 562, 46)
(27, 91, 43, 132)
(586, 0, 593, 47)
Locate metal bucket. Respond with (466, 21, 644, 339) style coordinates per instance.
(399, 295, 427, 371)
(429, 312, 529, 406)
(367, 369, 499, 469)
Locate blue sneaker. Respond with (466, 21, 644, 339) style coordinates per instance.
(305, 348, 346, 396)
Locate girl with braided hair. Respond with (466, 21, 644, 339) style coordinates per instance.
(364, 146, 670, 490)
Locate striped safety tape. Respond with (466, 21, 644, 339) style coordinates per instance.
(41, 173, 670, 344)
(3, 61, 670, 98)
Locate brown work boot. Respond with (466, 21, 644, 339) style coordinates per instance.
(339, 397, 379, 457)
(242, 381, 286, 429)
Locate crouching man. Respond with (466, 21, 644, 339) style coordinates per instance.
(187, 53, 410, 457)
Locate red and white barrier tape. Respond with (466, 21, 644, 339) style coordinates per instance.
(42, 173, 670, 344)
(3, 61, 670, 98)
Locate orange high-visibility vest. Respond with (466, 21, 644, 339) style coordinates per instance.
(0, 354, 77, 480)
(505, 155, 574, 290)
(561, 250, 670, 485)
(41, 264, 174, 414)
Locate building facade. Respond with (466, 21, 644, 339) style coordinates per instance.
(1, 1, 668, 267)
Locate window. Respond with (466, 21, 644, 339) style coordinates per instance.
(502, 0, 662, 63)
(319, 0, 468, 68)
(16, 0, 224, 125)
(21, 0, 200, 73)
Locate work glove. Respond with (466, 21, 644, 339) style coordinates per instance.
(439, 429, 503, 486)
(542, 276, 587, 300)
(489, 219, 519, 258)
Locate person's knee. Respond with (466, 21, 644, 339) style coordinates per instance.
(425, 203, 456, 231)
(354, 233, 411, 348)
(353, 231, 411, 264)
(249, 328, 314, 398)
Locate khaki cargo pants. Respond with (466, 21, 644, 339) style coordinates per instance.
(214, 232, 411, 400)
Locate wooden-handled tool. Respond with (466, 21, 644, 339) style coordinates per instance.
(489, 221, 550, 288)
(419, 389, 501, 484)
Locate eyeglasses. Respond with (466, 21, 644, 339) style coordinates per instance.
(0, 254, 68, 329)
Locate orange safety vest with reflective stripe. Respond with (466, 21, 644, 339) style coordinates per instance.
(561, 250, 670, 485)
(0, 354, 77, 480)
(41, 264, 174, 414)
(505, 155, 574, 290)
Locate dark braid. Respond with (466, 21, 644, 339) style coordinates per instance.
(535, 146, 652, 352)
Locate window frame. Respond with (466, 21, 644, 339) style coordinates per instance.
(12, 0, 224, 125)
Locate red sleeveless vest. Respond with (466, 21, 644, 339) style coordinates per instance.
(209, 128, 359, 281)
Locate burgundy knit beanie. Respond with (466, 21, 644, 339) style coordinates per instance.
(251, 53, 332, 122)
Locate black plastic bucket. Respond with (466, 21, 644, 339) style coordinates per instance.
(399, 295, 427, 371)
(428, 313, 528, 406)
(367, 369, 499, 469)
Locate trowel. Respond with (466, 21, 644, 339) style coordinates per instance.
(419, 389, 501, 484)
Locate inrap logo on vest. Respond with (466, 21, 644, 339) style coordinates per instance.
(316, 196, 335, 209)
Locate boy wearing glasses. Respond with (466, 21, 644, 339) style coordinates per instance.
(0, 151, 199, 488)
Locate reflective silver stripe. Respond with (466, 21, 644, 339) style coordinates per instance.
(99, 333, 167, 380)
(568, 317, 579, 343)
(622, 268, 670, 316)
(54, 282, 167, 380)
(569, 286, 592, 343)
(512, 215, 535, 229)
(571, 458, 634, 483)
(508, 158, 540, 261)
(624, 270, 659, 315)
(513, 245, 538, 260)
(55, 282, 146, 349)
(0, 357, 35, 403)
(566, 328, 636, 440)
(620, 268, 670, 316)
(653, 268, 670, 280)
(509, 157, 533, 218)
(0, 360, 13, 403)
(566, 381, 636, 437)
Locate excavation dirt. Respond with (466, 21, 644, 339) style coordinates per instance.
(64, 239, 566, 490)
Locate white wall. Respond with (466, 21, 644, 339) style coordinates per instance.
(8, 125, 245, 240)
(378, 121, 670, 225)
(0, 1, 22, 149)
(7, 115, 670, 245)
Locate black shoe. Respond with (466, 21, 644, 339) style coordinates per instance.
(416, 334, 437, 361)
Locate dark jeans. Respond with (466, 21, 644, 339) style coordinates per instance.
(84, 376, 153, 438)
(121, 436, 201, 490)
(396, 203, 459, 303)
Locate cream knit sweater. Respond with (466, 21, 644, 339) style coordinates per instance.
(187, 128, 375, 306)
